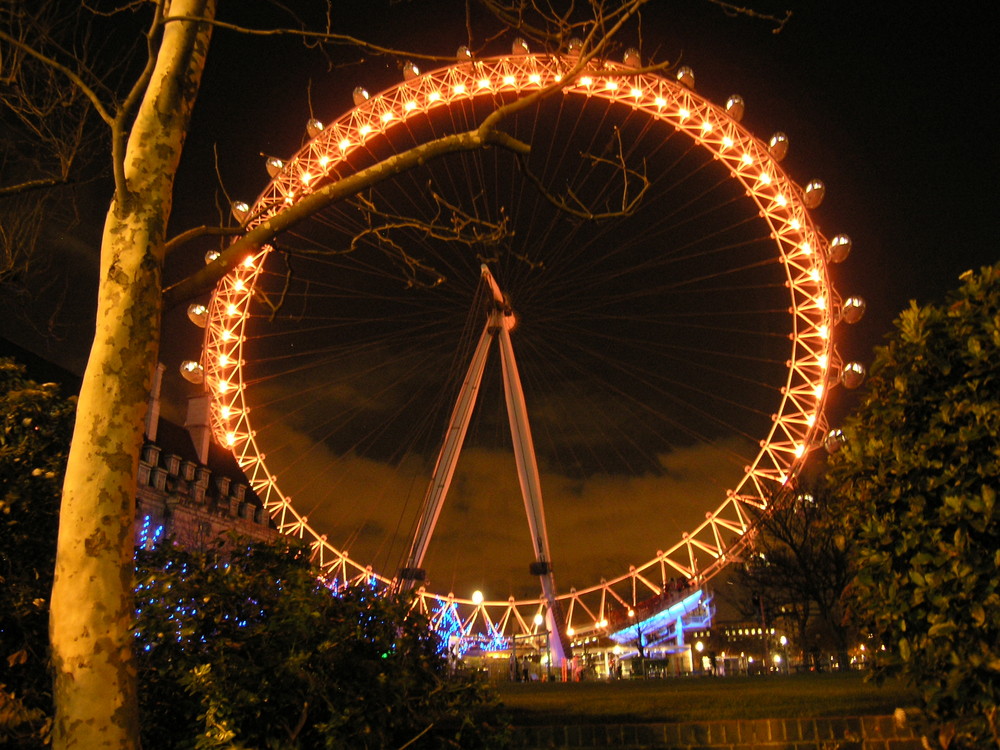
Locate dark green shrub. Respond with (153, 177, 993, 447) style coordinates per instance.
(832, 265, 1000, 748)
(135, 540, 510, 748)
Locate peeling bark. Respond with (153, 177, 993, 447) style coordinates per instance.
(49, 3, 215, 748)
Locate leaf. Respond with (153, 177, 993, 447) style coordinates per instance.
(970, 603, 986, 627)
(982, 485, 996, 513)
(928, 622, 957, 638)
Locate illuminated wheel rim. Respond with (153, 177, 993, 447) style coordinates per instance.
(203, 54, 839, 639)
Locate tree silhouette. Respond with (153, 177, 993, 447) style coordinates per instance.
(735, 478, 854, 669)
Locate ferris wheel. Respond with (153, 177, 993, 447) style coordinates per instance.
(188, 47, 865, 653)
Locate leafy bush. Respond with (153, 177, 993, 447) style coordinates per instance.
(831, 265, 1000, 748)
(0, 359, 75, 747)
(0, 356, 509, 748)
(135, 540, 510, 749)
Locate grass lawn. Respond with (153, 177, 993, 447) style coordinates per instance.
(495, 671, 918, 725)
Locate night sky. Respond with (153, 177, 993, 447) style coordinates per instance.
(2, 1, 996, 602)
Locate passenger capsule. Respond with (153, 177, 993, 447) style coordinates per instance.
(827, 234, 852, 263)
(824, 428, 846, 454)
(230, 201, 250, 224)
(676, 66, 695, 89)
(403, 61, 420, 80)
(803, 179, 826, 208)
(186, 304, 208, 328)
(511, 38, 529, 55)
(456, 45, 472, 60)
(306, 118, 324, 138)
(180, 361, 205, 384)
(768, 132, 789, 161)
(352, 86, 370, 106)
(623, 48, 641, 68)
(265, 156, 284, 178)
(204, 250, 221, 264)
(567, 38, 583, 54)
(841, 362, 867, 389)
(840, 296, 866, 324)
(725, 95, 745, 122)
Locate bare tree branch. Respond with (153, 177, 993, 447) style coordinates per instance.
(329, 188, 510, 287)
(110, 0, 167, 208)
(0, 4, 110, 295)
(706, 0, 792, 33)
(163, 123, 530, 307)
(253, 247, 295, 320)
(163, 225, 242, 255)
(0, 29, 115, 127)
(474, 0, 659, 137)
(161, 13, 461, 63)
(0, 177, 68, 197)
(164, 0, 670, 308)
(515, 127, 650, 221)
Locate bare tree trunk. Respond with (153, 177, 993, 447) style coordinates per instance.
(49, 3, 215, 747)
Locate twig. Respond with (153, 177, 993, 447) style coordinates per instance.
(706, 0, 792, 33)
(397, 723, 434, 750)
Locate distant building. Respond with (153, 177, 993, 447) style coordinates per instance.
(687, 620, 789, 674)
(0, 340, 277, 550)
(135, 363, 278, 550)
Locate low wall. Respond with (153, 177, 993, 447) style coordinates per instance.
(511, 714, 923, 749)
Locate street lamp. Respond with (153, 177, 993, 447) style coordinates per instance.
(694, 640, 707, 675)
(533, 612, 551, 681)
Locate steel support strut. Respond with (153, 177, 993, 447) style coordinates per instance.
(398, 265, 570, 665)
(398, 313, 494, 588)
(496, 318, 570, 665)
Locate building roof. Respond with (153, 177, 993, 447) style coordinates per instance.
(2, 339, 265, 511)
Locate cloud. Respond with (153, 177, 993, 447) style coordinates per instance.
(250, 408, 747, 601)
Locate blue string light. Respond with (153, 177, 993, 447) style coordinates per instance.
(433, 601, 471, 656)
(480, 625, 509, 653)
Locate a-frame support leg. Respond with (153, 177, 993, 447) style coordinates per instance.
(398, 316, 495, 589)
(397, 266, 571, 666)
